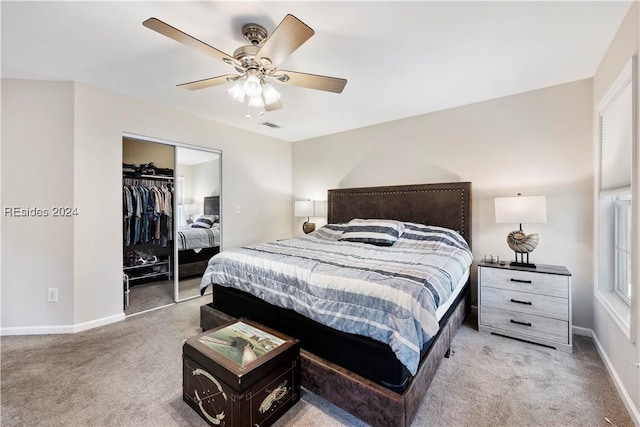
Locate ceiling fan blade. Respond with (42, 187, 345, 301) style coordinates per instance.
(254, 14, 314, 68)
(143, 18, 241, 67)
(177, 75, 238, 91)
(276, 70, 347, 93)
(264, 100, 283, 111)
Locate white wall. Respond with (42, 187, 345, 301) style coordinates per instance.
(193, 159, 221, 213)
(1, 79, 292, 333)
(1, 80, 76, 331)
(293, 79, 593, 330)
(592, 1, 640, 418)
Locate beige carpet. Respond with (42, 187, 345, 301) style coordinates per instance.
(1, 296, 634, 426)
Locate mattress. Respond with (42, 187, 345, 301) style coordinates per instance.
(437, 268, 470, 320)
(177, 224, 220, 251)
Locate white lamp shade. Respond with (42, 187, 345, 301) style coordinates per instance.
(295, 200, 314, 217)
(243, 74, 262, 97)
(248, 94, 263, 107)
(187, 203, 199, 216)
(262, 82, 281, 105)
(228, 81, 245, 103)
(495, 195, 547, 224)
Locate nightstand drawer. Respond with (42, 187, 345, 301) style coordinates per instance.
(481, 306, 569, 344)
(480, 267, 568, 298)
(481, 286, 568, 321)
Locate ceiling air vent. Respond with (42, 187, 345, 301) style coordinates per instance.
(260, 121, 282, 129)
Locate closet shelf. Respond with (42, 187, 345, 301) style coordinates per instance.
(123, 257, 172, 282)
(123, 174, 174, 180)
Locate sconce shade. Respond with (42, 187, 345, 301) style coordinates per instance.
(295, 201, 314, 217)
(184, 203, 197, 215)
(495, 195, 546, 224)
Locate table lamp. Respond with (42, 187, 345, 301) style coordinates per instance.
(495, 193, 547, 268)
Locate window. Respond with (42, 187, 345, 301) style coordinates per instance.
(614, 195, 632, 305)
(595, 56, 635, 340)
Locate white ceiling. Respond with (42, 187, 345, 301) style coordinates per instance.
(1, 1, 631, 142)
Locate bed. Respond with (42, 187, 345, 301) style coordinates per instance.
(199, 182, 472, 426)
(177, 196, 221, 279)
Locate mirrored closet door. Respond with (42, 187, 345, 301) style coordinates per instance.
(174, 147, 221, 301)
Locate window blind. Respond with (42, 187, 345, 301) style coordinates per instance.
(600, 80, 632, 193)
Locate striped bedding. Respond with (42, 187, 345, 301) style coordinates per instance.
(177, 224, 220, 251)
(200, 222, 472, 375)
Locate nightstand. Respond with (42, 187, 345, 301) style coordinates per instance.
(478, 261, 572, 353)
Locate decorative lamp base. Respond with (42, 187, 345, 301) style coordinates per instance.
(510, 261, 537, 269)
(512, 251, 536, 269)
(302, 222, 316, 234)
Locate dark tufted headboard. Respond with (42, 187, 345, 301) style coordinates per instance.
(327, 182, 471, 248)
(204, 196, 220, 216)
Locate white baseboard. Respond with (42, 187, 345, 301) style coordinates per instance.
(1, 312, 125, 336)
(586, 328, 640, 426)
(1, 324, 75, 335)
(73, 312, 126, 333)
(572, 325, 592, 337)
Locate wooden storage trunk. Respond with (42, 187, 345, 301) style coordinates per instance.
(183, 318, 301, 427)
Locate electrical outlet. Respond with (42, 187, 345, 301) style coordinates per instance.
(47, 288, 58, 303)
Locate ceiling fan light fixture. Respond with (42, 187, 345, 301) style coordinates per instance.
(228, 80, 245, 103)
(262, 82, 281, 105)
(243, 73, 262, 97)
(248, 94, 264, 107)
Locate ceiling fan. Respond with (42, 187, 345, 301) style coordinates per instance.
(143, 14, 347, 114)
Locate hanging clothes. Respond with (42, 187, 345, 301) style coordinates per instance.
(123, 177, 174, 247)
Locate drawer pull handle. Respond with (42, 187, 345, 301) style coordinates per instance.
(510, 298, 532, 305)
(510, 278, 532, 284)
(510, 319, 532, 327)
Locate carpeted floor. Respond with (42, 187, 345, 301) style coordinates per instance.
(1, 296, 634, 426)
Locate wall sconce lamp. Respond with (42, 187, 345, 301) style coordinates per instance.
(495, 193, 547, 268)
(295, 200, 326, 234)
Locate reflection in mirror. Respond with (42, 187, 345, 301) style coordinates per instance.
(175, 147, 221, 301)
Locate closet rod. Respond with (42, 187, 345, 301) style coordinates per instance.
(123, 174, 174, 181)
(139, 174, 173, 180)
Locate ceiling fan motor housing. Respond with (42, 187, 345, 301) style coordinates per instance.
(234, 24, 272, 72)
(242, 23, 267, 45)
(232, 45, 260, 72)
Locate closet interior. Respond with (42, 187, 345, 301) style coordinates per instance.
(122, 137, 176, 315)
